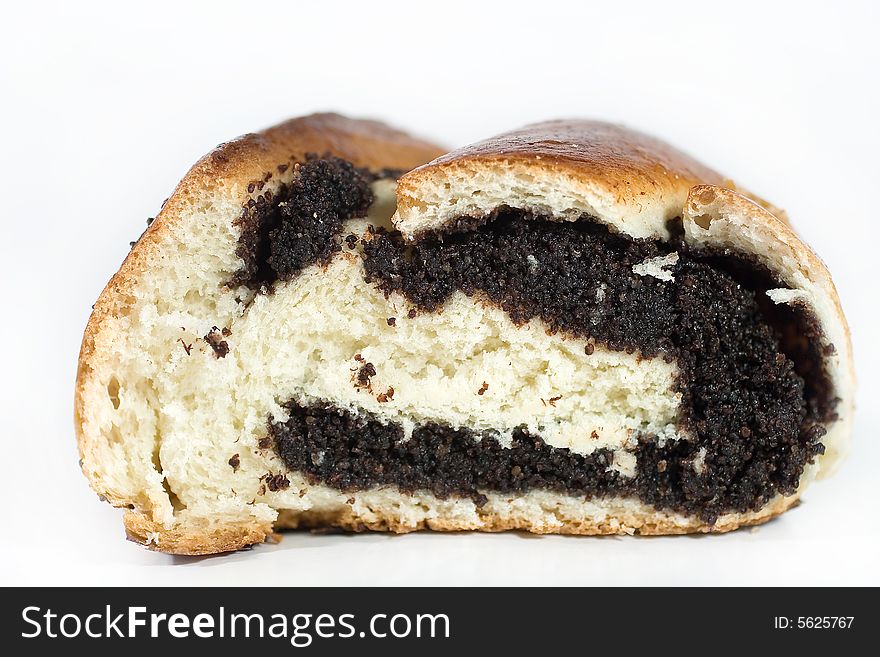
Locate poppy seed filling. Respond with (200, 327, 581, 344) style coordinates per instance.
(231, 154, 376, 289)
(237, 158, 833, 523)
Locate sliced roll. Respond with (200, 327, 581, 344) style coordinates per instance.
(76, 115, 853, 554)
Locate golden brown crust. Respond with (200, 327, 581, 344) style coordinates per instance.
(274, 494, 797, 537)
(395, 119, 796, 241)
(396, 120, 727, 238)
(75, 114, 445, 551)
(416, 118, 725, 186)
(123, 511, 276, 555)
(123, 491, 795, 555)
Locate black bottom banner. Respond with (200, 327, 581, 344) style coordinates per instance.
(2, 587, 873, 653)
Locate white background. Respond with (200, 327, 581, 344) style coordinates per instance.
(1, 0, 878, 586)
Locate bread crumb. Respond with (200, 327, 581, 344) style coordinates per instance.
(632, 252, 679, 282)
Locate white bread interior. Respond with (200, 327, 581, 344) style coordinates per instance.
(77, 117, 852, 554)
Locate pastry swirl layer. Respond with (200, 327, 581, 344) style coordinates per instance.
(242, 164, 832, 522)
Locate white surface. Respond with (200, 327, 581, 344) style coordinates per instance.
(1, 0, 878, 586)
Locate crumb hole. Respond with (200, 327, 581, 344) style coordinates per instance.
(108, 425, 123, 445)
(694, 214, 713, 230)
(107, 377, 120, 409)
